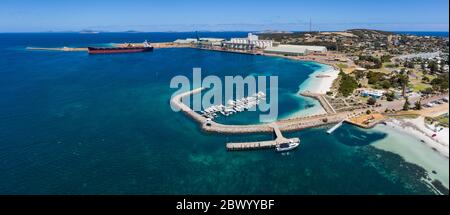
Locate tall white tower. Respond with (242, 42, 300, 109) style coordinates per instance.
(248, 33, 258, 41)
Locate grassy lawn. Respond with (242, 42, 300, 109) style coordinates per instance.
(388, 113, 421, 119)
(337, 63, 348, 69)
(383, 62, 395, 68)
(412, 83, 431, 92)
(426, 114, 449, 127)
(359, 96, 370, 103)
(424, 74, 436, 81)
(371, 67, 391, 74)
(438, 117, 449, 127)
(409, 70, 434, 92)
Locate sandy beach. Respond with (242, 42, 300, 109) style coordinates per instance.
(300, 66, 340, 95)
(372, 123, 449, 192)
(384, 117, 449, 158)
(371, 103, 449, 192)
(282, 64, 339, 119)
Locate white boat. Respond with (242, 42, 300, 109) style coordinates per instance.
(276, 140, 300, 152)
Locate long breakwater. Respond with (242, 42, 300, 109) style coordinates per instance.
(170, 87, 367, 135)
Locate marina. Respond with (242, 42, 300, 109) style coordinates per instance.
(200, 92, 266, 120)
(171, 87, 367, 135)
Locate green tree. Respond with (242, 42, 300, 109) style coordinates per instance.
(415, 100, 422, 110)
(421, 64, 426, 70)
(429, 61, 439, 73)
(396, 72, 409, 97)
(404, 61, 415, 69)
(385, 91, 395, 101)
(354, 70, 366, 80)
(421, 87, 434, 95)
(430, 73, 449, 92)
(338, 72, 358, 97)
(381, 55, 393, 63)
(380, 80, 392, 89)
(367, 71, 385, 85)
(403, 98, 410, 111)
(367, 97, 377, 105)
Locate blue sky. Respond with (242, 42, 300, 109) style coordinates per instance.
(0, 0, 448, 32)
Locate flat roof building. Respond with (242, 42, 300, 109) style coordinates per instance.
(199, 38, 225, 42)
(227, 33, 274, 49)
(264, 45, 327, 56)
(198, 38, 225, 46)
(174, 38, 198, 44)
(360, 89, 385, 99)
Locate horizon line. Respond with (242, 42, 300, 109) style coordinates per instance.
(0, 30, 449, 34)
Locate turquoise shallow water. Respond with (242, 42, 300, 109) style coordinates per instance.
(0, 33, 446, 194)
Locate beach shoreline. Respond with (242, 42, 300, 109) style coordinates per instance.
(298, 64, 339, 95)
(282, 63, 339, 118)
(372, 123, 449, 191)
(384, 117, 449, 158)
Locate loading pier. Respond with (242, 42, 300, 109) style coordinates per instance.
(226, 123, 300, 151)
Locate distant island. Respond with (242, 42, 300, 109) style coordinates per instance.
(79, 29, 100, 34)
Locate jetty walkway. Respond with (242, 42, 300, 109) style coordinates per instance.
(226, 123, 300, 151)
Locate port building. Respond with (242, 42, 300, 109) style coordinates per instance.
(223, 33, 274, 49)
(360, 89, 385, 99)
(174, 38, 198, 44)
(263, 45, 327, 56)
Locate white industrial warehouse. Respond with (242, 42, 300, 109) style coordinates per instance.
(227, 33, 274, 49)
(264, 44, 328, 56)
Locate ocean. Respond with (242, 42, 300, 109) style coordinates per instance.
(0, 32, 447, 194)
(394, 31, 449, 37)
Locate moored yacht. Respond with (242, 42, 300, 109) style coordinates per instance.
(276, 139, 300, 152)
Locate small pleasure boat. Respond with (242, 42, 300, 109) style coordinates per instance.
(276, 140, 300, 152)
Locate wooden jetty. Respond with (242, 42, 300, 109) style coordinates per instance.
(226, 123, 300, 151)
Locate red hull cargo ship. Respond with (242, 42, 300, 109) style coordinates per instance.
(88, 41, 153, 54)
